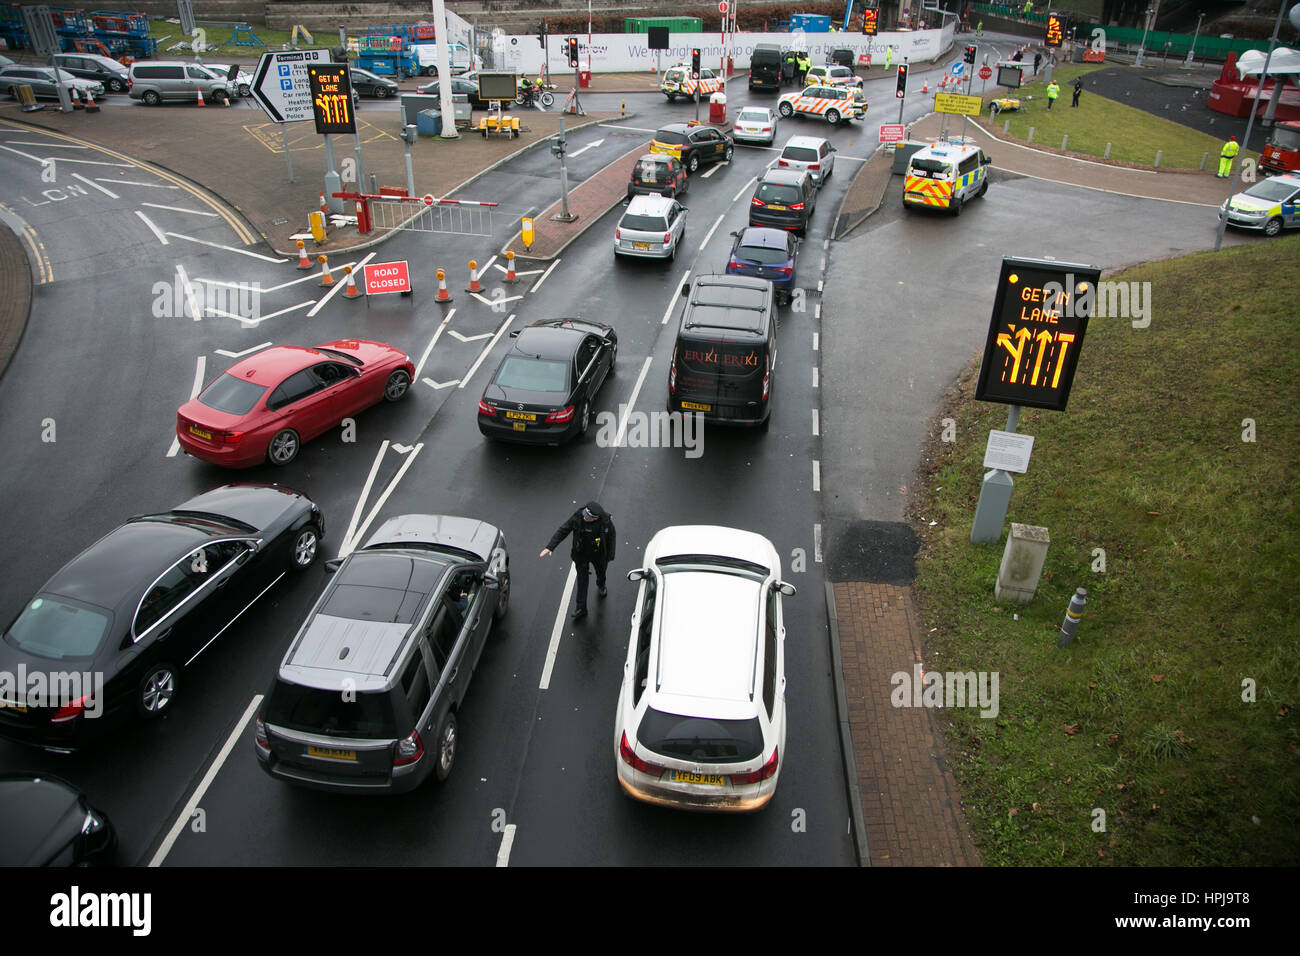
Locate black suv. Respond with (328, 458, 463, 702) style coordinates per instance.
(749, 168, 817, 236)
(650, 122, 734, 174)
(50, 53, 129, 92)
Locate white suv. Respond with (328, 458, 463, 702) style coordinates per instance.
(776, 135, 836, 186)
(614, 526, 794, 812)
(613, 193, 687, 262)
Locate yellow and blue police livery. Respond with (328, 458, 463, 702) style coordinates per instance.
(902, 143, 992, 216)
(1219, 173, 1300, 237)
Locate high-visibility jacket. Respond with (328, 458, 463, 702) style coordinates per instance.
(1221, 140, 1240, 159)
(1046, 82, 1059, 100)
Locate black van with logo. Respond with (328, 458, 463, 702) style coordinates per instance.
(750, 43, 784, 91)
(668, 274, 776, 428)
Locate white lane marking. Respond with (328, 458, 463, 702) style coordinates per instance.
(662, 270, 688, 325)
(817, 278, 824, 294)
(478, 254, 498, 276)
(136, 210, 169, 245)
(339, 442, 426, 556)
(698, 213, 724, 252)
(340, 441, 388, 557)
(307, 253, 374, 317)
(37, 156, 132, 168)
(71, 172, 117, 198)
(823, 238, 829, 251)
(141, 201, 218, 217)
(598, 123, 657, 133)
(1, 140, 87, 148)
(700, 160, 726, 179)
(614, 357, 654, 448)
(820, 255, 826, 272)
(166, 233, 286, 261)
(496, 824, 518, 866)
(98, 178, 177, 188)
(448, 329, 492, 343)
(422, 378, 458, 389)
(217, 300, 313, 328)
(215, 342, 272, 358)
(812, 332, 819, 351)
(149, 694, 262, 867)
(413, 309, 454, 380)
(539, 566, 577, 690)
(459, 313, 515, 389)
(530, 258, 561, 294)
(813, 460, 821, 492)
(813, 366, 819, 388)
(732, 175, 757, 202)
(166, 355, 207, 457)
(472, 291, 522, 307)
(813, 523, 823, 563)
(176, 264, 202, 321)
(812, 408, 819, 436)
(492, 263, 543, 276)
(815, 303, 822, 321)
(186, 572, 284, 666)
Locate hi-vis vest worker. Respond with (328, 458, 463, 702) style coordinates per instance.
(1046, 80, 1060, 109)
(903, 143, 992, 216)
(1218, 135, 1240, 178)
(660, 64, 722, 101)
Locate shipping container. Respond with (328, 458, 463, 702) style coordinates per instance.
(625, 16, 703, 33)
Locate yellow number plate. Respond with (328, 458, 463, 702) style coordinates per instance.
(633, 242, 651, 251)
(767, 204, 787, 211)
(0, 700, 27, 713)
(512, 422, 527, 432)
(505, 411, 536, 421)
(188, 425, 213, 440)
(680, 401, 711, 412)
(306, 746, 357, 761)
(672, 770, 724, 786)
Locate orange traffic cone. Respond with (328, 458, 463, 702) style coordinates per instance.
(435, 268, 453, 303)
(502, 251, 518, 283)
(297, 240, 312, 270)
(318, 254, 333, 287)
(196, 85, 205, 107)
(343, 266, 361, 298)
(84, 87, 99, 113)
(466, 259, 483, 293)
(921, 78, 929, 95)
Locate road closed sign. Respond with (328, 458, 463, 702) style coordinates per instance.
(362, 261, 411, 296)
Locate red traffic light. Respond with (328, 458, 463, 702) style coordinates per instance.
(691, 48, 701, 77)
(567, 36, 579, 67)
(895, 64, 908, 97)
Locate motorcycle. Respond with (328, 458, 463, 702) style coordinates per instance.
(515, 83, 556, 108)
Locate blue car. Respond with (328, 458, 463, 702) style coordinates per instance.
(726, 227, 798, 302)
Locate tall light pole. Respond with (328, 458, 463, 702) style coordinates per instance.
(1183, 12, 1204, 68)
(1135, 5, 1154, 67)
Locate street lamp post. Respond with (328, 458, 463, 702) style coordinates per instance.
(1183, 12, 1204, 68)
(1135, 6, 1153, 67)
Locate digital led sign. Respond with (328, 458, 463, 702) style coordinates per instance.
(1045, 14, 1065, 48)
(308, 64, 355, 134)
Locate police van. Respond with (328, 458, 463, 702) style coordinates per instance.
(902, 143, 992, 216)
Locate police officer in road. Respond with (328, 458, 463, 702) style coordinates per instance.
(1218, 135, 1240, 177)
(540, 501, 617, 620)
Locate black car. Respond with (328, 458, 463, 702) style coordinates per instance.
(749, 168, 817, 236)
(0, 483, 323, 751)
(0, 774, 115, 865)
(477, 318, 617, 444)
(628, 152, 689, 199)
(828, 48, 856, 69)
(256, 514, 509, 793)
(50, 53, 129, 93)
(650, 122, 734, 174)
(417, 75, 489, 110)
(350, 66, 399, 98)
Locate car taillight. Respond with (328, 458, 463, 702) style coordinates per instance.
(760, 126, 771, 132)
(477, 399, 497, 417)
(731, 747, 779, 785)
(51, 697, 87, 724)
(619, 731, 666, 777)
(775, 265, 793, 276)
(790, 202, 805, 210)
(809, 163, 820, 170)
(394, 730, 423, 766)
(663, 232, 671, 244)
(762, 356, 771, 400)
(615, 227, 621, 240)
(254, 717, 268, 749)
(669, 347, 677, 393)
(728, 256, 740, 269)
(751, 196, 765, 207)
(778, 158, 789, 166)
(546, 405, 575, 423)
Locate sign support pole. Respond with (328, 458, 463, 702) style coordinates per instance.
(971, 405, 1021, 544)
(323, 134, 342, 213)
(280, 123, 294, 182)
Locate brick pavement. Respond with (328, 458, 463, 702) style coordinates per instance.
(0, 217, 32, 382)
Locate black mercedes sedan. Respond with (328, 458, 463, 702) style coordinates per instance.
(0, 483, 323, 752)
(477, 319, 617, 444)
(0, 775, 115, 866)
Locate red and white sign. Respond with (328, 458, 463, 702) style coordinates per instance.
(718, 1, 728, 12)
(979, 65, 993, 80)
(879, 124, 905, 143)
(422, 193, 435, 206)
(362, 260, 411, 296)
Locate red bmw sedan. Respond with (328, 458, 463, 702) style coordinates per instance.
(176, 340, 414, 468)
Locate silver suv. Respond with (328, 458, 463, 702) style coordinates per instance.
(255, 514, 509, 794)
(776, 135, 836, 186)
(128, 61, 231, 105)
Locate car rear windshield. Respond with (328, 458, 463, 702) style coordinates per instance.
(911, 158, 953, 175)
(620, 213, 668, 231)
(737, 109, 769, 122)
(756, 183, 802, 204)
(654, 130, 689, 146)
(736, 244, 789, 265)
(265, 679, 402, 739)
(637, 708, 764, 763)
(635, 159, 670, 181)
(198, 374, 268, 416)
(4, 595, 109, 661)
(781, 146, 818, 162)
(494, 356, 568, 393)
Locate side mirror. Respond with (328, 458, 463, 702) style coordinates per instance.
(627, 568, 650, 582)
(483, 573, 500, 590)
(680, 281, 690, 298)
(324, 558, 343, 574)
(509, 329, 520, 338)
(773, 580, 797, 596)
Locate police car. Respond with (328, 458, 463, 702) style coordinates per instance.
(902, 143, 992, 215)
(1219, 173, 1300, 237)
(805, 64, 863, 89)
(660, 65, 723, 102)
(776, 85, 864, 125)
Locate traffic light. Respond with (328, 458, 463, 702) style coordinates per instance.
(861, 8, 878, 36)
(895, 63, 908, 98)
(567, 37, 579, 68)
(536, 22, 546, 48)
(964, 45, 977, 64)
(691, 48, 701, 78)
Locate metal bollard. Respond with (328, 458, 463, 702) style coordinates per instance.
(1200, 151, 1208, 170)
(1061, 134, 1068, 151)
(1154, 149, 1162, 168)
(1057, 588, 1088, 648)
(1003, 118, 1010, 134)
(1027, 126, 1034, 144)
(1104, 142, 1112, 159)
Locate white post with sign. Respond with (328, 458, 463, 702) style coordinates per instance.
(252, 48, 338, 202)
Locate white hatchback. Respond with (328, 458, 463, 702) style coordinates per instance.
(776, 134, 836, 186)
(614, 193, 688, 261)
(614, 526, 794, 812)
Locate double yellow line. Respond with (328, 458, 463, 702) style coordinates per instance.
(0, 201, 53, 283)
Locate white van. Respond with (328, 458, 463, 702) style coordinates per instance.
(412, 42, 480, 77)
(902, 143, 992, 216)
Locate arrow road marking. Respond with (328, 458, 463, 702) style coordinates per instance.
(459, 314, 515, 389)
(471, 292, 522, 307)
(422, 377, 458, 389)
(448, 330, 492, 343)
(215, 342, 272, 358)
(166, 355, 207, 457)
(566, 137, 605, 158)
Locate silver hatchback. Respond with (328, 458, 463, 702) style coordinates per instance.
(614, 193, 688, 262)
(776, 135, 836, 186)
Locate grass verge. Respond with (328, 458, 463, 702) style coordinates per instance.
(911, 235, 1300, 865)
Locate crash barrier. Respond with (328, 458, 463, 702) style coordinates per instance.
(335, 191, 498, 238)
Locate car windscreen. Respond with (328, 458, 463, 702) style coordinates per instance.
(4, 595, 110, 661)
(620, 213, 668, 231)
(637, 708, 765, 763)
(781, 146, 819, 162)
(198, 374, 268, 416)
(1270, 129, 1300, 149)
(654, 130, 689, 146)
(494, 356, 568, 393)
(756, 183, 802, 204)
(264, 679, 401, 738)
(735, 244, 790, 265)
(1243, 180, 1298, 202)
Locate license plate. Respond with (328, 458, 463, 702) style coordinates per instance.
(306, 745, 356, 761)
(188, 425, 212, 440)
(767, 204, 787, 211)
(672, 770, 724, 786)
(633, 242, 651, 251)
(0, 700, 26, 713)
(512, 422, 526, 432)
(680, 401, 711, 412)
(505, 411, 536, 421)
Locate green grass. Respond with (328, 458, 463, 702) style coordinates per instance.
(149, 18, 298, 59)
(912, 236, 1300, 865)
(984, 63, 1258, 169)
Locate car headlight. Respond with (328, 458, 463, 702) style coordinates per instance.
(81, 810, 105, 835)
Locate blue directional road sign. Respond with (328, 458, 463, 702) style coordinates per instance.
(950, 61, 966, 76)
